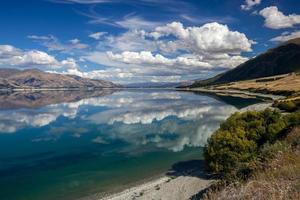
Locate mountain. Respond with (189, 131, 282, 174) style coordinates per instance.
(189, 38, 300, 87)
(0, 68, 119, 89)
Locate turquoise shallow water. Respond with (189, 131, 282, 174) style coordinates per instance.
(0, 90, 262, 200)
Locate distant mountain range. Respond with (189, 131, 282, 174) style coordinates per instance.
(0, 68, 119, 89)
(188, 38, 300, 87)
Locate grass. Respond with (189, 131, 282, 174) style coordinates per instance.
(212, 73, 300, 95)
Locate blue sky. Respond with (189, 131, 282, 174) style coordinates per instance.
(0, 0, 300, 83)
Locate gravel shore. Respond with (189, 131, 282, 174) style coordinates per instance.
(102, 175, 213, 200)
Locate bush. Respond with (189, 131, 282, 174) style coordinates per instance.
(274, 99, 300, 112)
(204, 109, 287, 175)
(285, 110, 300, 126)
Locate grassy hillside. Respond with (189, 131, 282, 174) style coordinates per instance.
(190, 38, 300, 87)
(212, 73, 300, 95)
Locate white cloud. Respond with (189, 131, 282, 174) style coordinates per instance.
(107, 51, 212, 69)
(0, 45, 22, 58)
(101, 29, 157, 52)
(259, 6, 300, 29)
(0, 44, 79, 70)
(79, 22, 253, 83)
(89, 32, 107, 40)
(100, 22, 252, 73)
(55, 67, 134, 81)
(149, 22, 252, 54)
(9, 50, 58, 67)
(241, 0, 261, 11)
(115, 15, 162, 30)
(61, 58, 79, 69)
(205, 54, 249, 69)
(270, 30, 300, 42)
(28, 35, 89, 52)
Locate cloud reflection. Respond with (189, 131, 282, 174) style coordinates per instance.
(0, 90, 239, 152)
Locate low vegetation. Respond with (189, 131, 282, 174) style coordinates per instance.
(202, 99, 300, 199)
(204, 109, 288, 176)
(273, 99, 300, 112)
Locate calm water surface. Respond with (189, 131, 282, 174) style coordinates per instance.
(0, 89, 262, 200)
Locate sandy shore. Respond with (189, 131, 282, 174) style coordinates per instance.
(101, 175, 213, 200)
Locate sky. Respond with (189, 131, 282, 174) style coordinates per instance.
(0, 0, 300, 84)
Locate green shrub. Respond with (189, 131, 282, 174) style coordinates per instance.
(274, 99, 300, 112)
(204, 109, 287, 175)
(285, 111, 300, 126)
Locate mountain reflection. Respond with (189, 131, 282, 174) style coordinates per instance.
(0, 90, 258, 152)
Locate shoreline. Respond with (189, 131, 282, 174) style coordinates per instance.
(78, 159, 214, 200)
(98, 174, 213, 200)
(176, 88, 285, 101)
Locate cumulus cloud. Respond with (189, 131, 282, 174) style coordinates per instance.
(241, 0, 261, 11)
(62, 67, 134, 80)
(60, 57, 79, 69)
(0, 44, 79, 70)
(8, 50, 58, 67)
(107, 51, 212, 69)
(0, 45, 22, 58)
(149, 22, 252, 54)
(77, 21, 253, 83)
(270, 30, 300, 42)
(99, 22, 252, 74)
(259, 6, 300, 29)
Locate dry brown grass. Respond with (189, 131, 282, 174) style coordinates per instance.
(214, 73, 300, 94)
(202, 126, 300, 200)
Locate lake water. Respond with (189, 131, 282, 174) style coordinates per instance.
(0, 89, 262, 200)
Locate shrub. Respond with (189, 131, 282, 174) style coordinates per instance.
(274, 99, 300, 112)
(204, 109, 287, 175)
(285, 110, 300, 126)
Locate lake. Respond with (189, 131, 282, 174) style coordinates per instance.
(0, 89, 263, 200)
